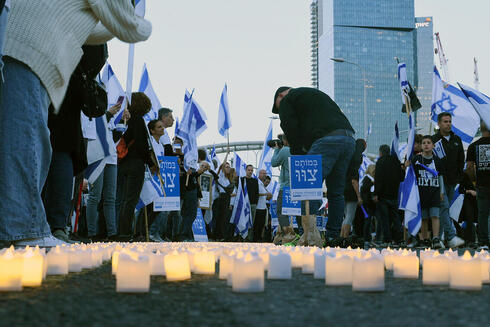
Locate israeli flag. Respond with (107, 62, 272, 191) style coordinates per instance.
(209, 146, 221, 169)
(449, 184, 464, 222)
(176, 90, 208, 170)
(398, 165, 422, 236)
(433, 140, 446, 159)
(458, 83, 490, 129)
(230, 177, 252, 239)
(390, 121, 400, 160)
(431, 66, 480, 146)
(134, 0, 145, 17)
(85, 115, 116, 184)
(257, 120, 273, 176)
(138, 64, 162, 123)
(135, 170, 159, 211)
(398, 62, 410, 104)
(218, 84, 232, 137)
(367, 123, 372, 136)
(358, 154, 375, 183)
(234, 152, 247, 177)
(100, 64, 126, 124)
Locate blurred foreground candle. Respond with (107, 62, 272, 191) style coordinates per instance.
(227, 252, 244, 286)
(381, 248, 395, 270)
(268, 252, 291, 279)
(193, 251, 215, 274)
(46, 246, 68, 275)
(0, 248, 23, 291)
(422, 252, 449, 285)
(352, 253, 384, 292)
(301, 248, 317, 274)
(149, 251, 166, 276)
(22, 247, 44, 287)
(232, 253, 264, 292)
(313, 251, 327, 279)
(393, 250, 419, 279)
(116, 254, 150, 293)
(68, 249, 82, 273)
(219, 252, 234, 280)
(325, 253, 353, 286)
(164, 251, 191, 281)
(449, 251, 482, 291)
(289, 248, 303, 268)
(419, 249, 435, 266)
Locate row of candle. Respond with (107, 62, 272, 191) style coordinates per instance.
(1, 243, 489, 293)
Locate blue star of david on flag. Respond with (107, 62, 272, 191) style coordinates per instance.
(434, 92, 457, 115)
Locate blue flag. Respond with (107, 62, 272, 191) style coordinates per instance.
(218, 84, 232, 137)
(458, 83, 490, 129)
(390, 121, 400, 159)
(257, 120, 273, 176)
(139, 64, 162, 122)
(234, 152, 247, 177)
(398, 165, 422, 236)
(230, 177, 252, 239)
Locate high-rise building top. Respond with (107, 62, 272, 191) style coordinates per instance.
(310, 1, 319, 89)
(316, 0, 417, 153)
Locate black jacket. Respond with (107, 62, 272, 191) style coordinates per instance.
(360, 176, 376, 216)
(279, 87, 354, 155)
(431, 131, 464, 186)
(121, 116, 152, 166)
(241, 177, 259, 205)
(374, 154, 405, 200)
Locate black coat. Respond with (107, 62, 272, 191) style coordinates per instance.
(374, 154, 405, 200)
(431, 131, 464, 186)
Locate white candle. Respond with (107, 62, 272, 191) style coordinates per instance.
(21, 247, 44, 287)
(149, 251, 166, 276)
(219, 251, 234, 280)
(449, 251, 482, 291)
(46, 246, 69, 275)
(116, 254, 150, 293)
(164, 251, 191, 281)
(325, 253, 353, 286)
(422, 251, 450, 285)
(313, 251, 327, 279)
(0, 248, 23, 291)
(381, 248, 396, 270)
(301, 248, 317, 274)
(419, 249, 436, 266)
(289, 248, 303, 268)
(475, 252, 489, 284)
(232, 253, 264, 293)
(68, 249, 82, 273)
(352, 253, 385, 292)
(393, 250, 419, 279)
(227, 252, 244, 286)
(268, 251, 292, 280)
(192, 251, 215, 275)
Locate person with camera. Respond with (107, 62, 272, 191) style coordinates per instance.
(270, 133, 299, 245)
(272, 86, 355, 244)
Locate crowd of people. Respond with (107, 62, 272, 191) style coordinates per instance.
(0, 1, 488, 251)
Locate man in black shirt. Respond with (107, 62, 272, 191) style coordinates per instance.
(273, 87, 355, 240)
(467, 120, 490, 250)
(432, 113, 465, 248)
(241, 164, 259, 241)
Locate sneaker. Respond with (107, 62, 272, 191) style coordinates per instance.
(477, 244, 489, 251)
(149, 234, 164, 242)
(15, 234, 67, 248)
(52, 229, 79, 244)
(448, 236, 465, 248)
(432, 237, 445, 249)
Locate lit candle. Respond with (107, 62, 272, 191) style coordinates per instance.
(393, 250, 419, 279)
(313, 251, 327, 279)
(21, 247, 44, 287)
(232, 253, 264, 293)
(0, 248, 23, 291)
(352, 253, 385, 292)
(449, 251, 482, 291)
(192, 251, 215, 275)
(219, 251, 234, 280)
(381, 248, 396, 270)
(149, 251, 166, 276)
(46, 246, 69, 275)
(419, 249, 435, 266)
(289, 248, 303, 268)
(164, 251, 191, 281)
(301, 248, 318, 274)
(227, 252, 244, 286)
(325, 253, 353, 286)
(68, 249, 82, 273)
(116, 254, 150, 293)
(475, 252, 489, 284)
(422, 252, 449, 285)
(268, 251, 292, 279)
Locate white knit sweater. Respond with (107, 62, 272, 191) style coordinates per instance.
(4, 0, 152, 112)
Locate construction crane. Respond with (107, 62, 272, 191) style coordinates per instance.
(474, 57, 480, 90)
(434, 32, 450, 82)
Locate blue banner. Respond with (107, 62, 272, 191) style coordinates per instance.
(282, 187, 301, 216)
(192, 208, 209, 242)
(289, 155, 323, 201)
(153, 156, 180, 211)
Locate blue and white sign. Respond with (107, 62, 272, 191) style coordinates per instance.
(192, 208, 208, 242)
(282, 187, 301, 216)
(316, 216, 327, 231)
(289, 155, 323, 201)
(270, 201, 279, 229)
(153, 156, 180, 211)
(290, 216, 298, 228)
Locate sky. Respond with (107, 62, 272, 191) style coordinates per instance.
(108, 0, 490, 165)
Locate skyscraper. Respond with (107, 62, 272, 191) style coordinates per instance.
(316, 0, 416, 153)
(414, 17, 434, 135)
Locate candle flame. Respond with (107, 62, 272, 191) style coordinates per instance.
(462, 251, 472, 260)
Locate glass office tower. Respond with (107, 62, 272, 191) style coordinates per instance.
(317, 0, 416, 153)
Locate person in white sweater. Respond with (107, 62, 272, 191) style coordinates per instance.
(0, 0, 152, 247)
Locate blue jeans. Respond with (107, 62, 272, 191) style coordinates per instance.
(0, 57, 52, 241)
(477, 186, 490, 245)
(150, 211, 168, 236)
(44, 152, 73, 230)
(307, 135, 355, 238)
(439, 183, 457, 241)
(86, 164, 118, 237)
(179, 188, 198, 240)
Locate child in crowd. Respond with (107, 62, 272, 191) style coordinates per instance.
(411, 135, 445, 249)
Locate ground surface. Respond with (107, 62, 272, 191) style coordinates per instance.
(1, 249, 489, 327)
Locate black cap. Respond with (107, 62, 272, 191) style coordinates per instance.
(272, 86, 291, 114)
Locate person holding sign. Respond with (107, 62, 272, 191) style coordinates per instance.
(272, 87, 355, 242)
